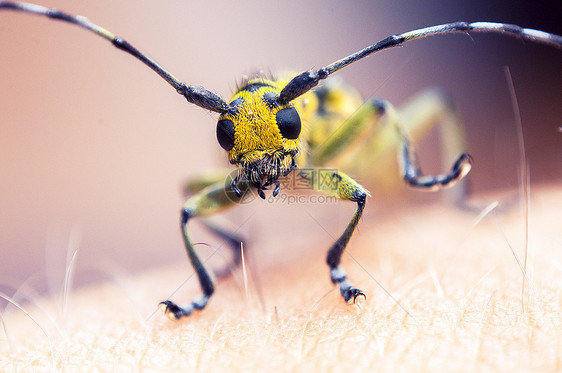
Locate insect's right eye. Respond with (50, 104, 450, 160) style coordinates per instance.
(276, 107, 301, 139)
(216, 119, 236, 151)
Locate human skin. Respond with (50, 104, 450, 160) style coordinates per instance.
(1, 186, 561, 371)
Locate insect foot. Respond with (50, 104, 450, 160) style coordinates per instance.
(330, 266, 366, 304)
(159, 295, 210, 320)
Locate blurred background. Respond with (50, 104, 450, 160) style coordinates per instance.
(0, 0, 560, 297)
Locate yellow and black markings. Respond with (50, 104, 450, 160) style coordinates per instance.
(1, 1, 560, 319)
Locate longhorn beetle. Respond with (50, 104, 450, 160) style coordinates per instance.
(1, 1, 561, 319)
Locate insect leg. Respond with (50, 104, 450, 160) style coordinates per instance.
(182, 170, 234, 195)
(395, 89, 472, 199)
(347, 89, 471, 201)
(160, 177, 249, 320)
(198, 220, 245, 279)
(310, 98, 386, 165)
(302, 170, 369, 304)
(378, 97, 473, 191)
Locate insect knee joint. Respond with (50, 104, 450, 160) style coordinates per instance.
(181, 208, 193, 226)
(370, 98, 389, 114)
(351, 190, 367, 205)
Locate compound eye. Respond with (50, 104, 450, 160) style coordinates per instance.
(276, 107, 301, 139)
(216, 119, 235, 151)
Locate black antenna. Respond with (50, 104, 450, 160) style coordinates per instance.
(278, 21, 562, 103)
(0, 1, 230, 113)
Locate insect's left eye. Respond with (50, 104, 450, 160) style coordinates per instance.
(276, 107, 301, 139)
(216, 119, 235, 151)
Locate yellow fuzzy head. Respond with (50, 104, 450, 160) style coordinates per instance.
(216, 78, 302, 195)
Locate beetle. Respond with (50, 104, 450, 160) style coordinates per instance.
(1, 1, 560, 319)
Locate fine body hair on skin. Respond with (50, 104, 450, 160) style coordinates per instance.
(1, 186, 560, 371)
